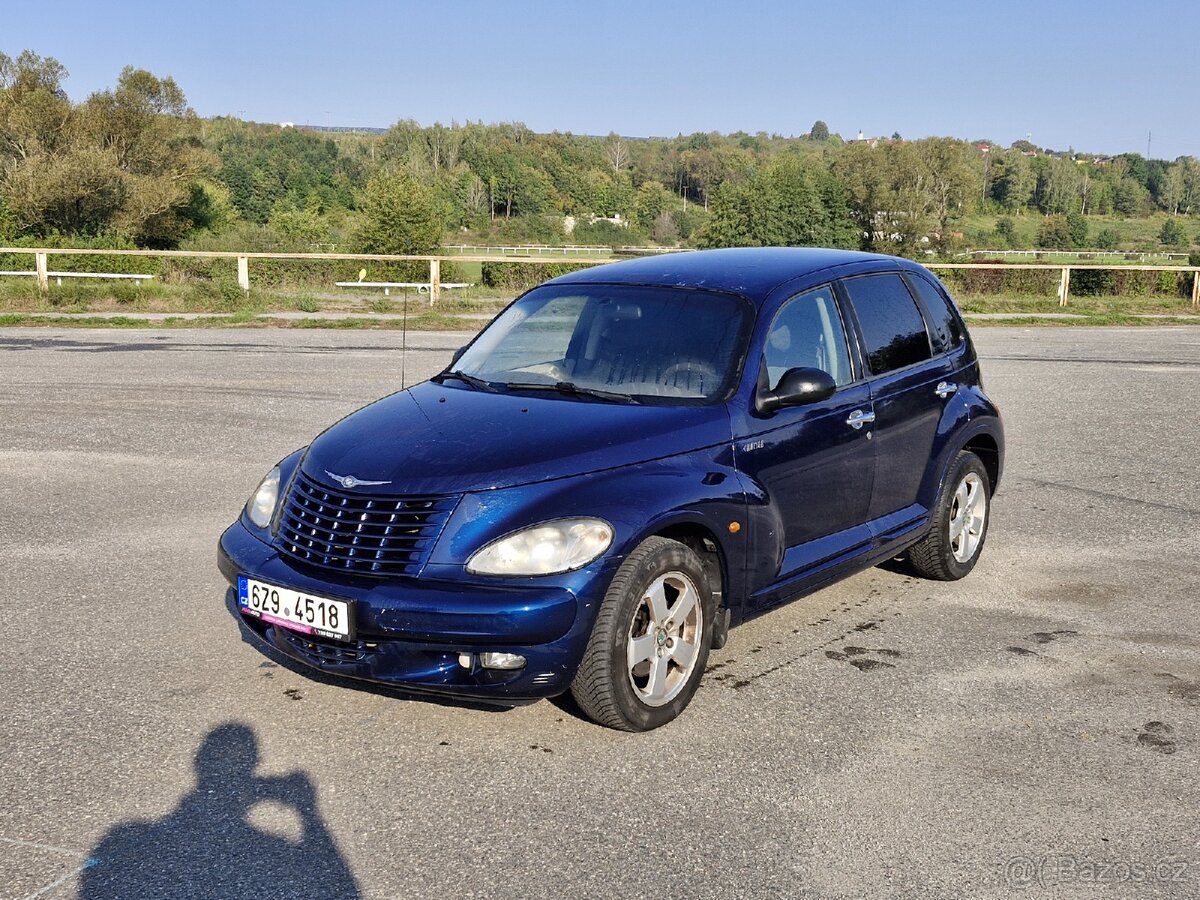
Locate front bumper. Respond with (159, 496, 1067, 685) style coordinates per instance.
(218, 521, 608, 701)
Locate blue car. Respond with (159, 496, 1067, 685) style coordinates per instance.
(219, 248, 1003, 731)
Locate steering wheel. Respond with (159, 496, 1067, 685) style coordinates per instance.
(660, 359, 719, 384)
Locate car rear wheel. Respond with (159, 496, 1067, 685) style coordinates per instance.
(908, 450, 991, 581)
(570, 536, 714, 731)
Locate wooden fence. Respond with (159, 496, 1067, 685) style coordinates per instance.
(1, 247, 1198, 307)
(926, 262, 1200, 306)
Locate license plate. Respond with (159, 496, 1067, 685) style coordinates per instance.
(237, 576, 354, 641)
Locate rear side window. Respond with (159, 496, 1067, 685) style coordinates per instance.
(906, 274, 964, 354)
(842, 274, 932, 375)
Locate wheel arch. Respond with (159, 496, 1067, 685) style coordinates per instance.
(962, 432, 1001, 494)
(652, 521, 728, 611)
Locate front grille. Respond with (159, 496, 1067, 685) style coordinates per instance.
(276, 470, 458, 576)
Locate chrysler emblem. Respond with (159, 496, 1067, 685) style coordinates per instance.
(325, 470, 391, 489)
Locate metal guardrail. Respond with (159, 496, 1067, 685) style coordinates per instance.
(1, 247, 1197, 307)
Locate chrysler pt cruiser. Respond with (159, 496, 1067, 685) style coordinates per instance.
(218, 248, 1003, 731)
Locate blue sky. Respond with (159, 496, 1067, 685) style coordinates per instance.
(3, 0, 1197, 158)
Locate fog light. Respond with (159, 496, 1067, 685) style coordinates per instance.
(479, 652, 526, 670)
(457, 653, 473, 669)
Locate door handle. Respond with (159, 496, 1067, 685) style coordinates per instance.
(846, 409, 876, 430)
(935, 381, 958, 399)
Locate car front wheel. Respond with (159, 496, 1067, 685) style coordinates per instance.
(570, 536, 714, 731)
(908, 450, 991, 581)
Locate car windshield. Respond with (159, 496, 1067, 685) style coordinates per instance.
(451, 284, 752, 403)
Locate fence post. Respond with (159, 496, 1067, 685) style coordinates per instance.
(1058, 266, 1071, 307)
(429, 258, 440, 305)
(35, 251, 48, 292)
(1193, 270, 1200, 307)
(236, 255, 250, 293)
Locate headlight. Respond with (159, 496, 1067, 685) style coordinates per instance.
(467, 518, 613, 576)
(245, 466, 281, 529)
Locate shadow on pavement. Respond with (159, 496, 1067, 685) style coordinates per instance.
(80, 723, 361, 899)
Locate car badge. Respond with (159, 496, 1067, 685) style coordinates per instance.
(325, 470, 391, 489)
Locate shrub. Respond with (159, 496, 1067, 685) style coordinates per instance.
(1036, 215, 1072, 249)
(480, 262, 592, 291)
(1072, 269, 1115, 296)
(1160, 218, 1186, 247)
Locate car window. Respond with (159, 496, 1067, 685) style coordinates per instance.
(764, 286, 853, 389)
(842, 273, 933, 375)
(454, 284, 753, 403)
(905, 274, 964, 354)
(464, 293, 586, 374)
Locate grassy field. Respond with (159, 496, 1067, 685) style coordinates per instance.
(957, 212, 1200, 255)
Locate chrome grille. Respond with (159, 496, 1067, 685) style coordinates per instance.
(276, 470, 458, 576)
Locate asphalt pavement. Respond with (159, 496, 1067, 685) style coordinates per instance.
(1, 325, 1197, 899)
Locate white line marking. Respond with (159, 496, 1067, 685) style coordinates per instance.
(20, 858, 97, 900)
(0, 836, 97, 900)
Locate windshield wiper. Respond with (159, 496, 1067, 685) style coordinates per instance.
(431, 369, 500, 393)
(504, 381, 639, 404)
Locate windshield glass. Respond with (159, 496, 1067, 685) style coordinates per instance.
(452, 284, 752, 403)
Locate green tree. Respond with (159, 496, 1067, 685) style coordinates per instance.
(698, 177, 770, 247)
(991, 151, 1035, 211)
(1, 54, 213, 244)
(994, 217, 1016, 247)
(1066, 210, 1088, 248)
(1113, 176, 1150, 216)
(1036, 156, 1083, 215)
(1159, 217, 1186, 247)
(353, 169, 445, 253)
(1094, 228, 1119, 250)
(79, 66, 214, 244)
(809, 120, 829, 141)
(699, 156, 856, 249)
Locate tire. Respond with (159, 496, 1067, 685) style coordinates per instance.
(908, 450, 992, 581)
(570, 536, 715, 731)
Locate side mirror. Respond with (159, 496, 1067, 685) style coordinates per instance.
(757, 367, 837, 414)
(450, 346, 466, 365)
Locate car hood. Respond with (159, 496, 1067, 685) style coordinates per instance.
(300, 381, 732, 494)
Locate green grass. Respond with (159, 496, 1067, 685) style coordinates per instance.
(0, 312, 479, 330)
(957, 212, 1198, 256)
(0, 278, 514, 317)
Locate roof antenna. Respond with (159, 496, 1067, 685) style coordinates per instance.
(400, 287, 408, 390)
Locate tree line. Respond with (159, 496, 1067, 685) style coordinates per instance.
(2, 50, 1198, 258)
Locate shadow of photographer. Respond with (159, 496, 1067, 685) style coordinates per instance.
(81, 722, 360, 899)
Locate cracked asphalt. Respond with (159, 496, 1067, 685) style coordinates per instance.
(1, 325, 1198, 899)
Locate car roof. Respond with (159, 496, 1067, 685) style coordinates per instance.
(547, 247, 924, 304)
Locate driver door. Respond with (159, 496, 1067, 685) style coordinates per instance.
(732, 286, 876, 611)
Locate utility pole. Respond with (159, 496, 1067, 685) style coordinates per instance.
(1147, 131, 1152, 159)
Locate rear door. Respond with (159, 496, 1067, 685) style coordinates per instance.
(839, 273, 952, 539)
